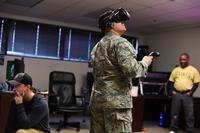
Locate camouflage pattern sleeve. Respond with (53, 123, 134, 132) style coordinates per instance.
(91, 42, 98, 67)
(115, 40, 148, 78)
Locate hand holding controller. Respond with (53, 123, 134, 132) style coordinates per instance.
(142, 52, 159, 66)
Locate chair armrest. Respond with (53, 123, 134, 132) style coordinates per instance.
(75, 95, 84, 98)
(75, 95, 85, 106)
(49, 95, 60, 106)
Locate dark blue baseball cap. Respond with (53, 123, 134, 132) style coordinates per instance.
(7, 73, 32, 86)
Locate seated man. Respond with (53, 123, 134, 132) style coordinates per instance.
(6, 73, 50, 133)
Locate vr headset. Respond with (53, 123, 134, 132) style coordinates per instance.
(109, 8, 130, 22)
(99, 8, 130, 31)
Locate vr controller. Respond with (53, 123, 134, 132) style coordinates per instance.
(149, 52, 160, 57)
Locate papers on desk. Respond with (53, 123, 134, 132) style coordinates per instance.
(39, 91, 48, 97)
(130, 86, 139, 97)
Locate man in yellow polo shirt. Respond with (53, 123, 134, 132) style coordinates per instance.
(169, 53, 200, 133)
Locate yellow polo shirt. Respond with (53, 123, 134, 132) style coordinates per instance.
(169, 65, 200, 91)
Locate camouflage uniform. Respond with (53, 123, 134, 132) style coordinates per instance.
(90, 32, 148, 133)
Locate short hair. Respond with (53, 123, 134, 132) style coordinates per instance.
(180, 53, 189, 59)
(98, 10, 113, 33)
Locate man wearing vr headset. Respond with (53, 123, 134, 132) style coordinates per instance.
(90, 8, 153, 133)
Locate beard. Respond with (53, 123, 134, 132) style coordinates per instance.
(180, 62, 188, 68)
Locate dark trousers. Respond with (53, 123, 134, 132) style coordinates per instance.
(170, 93, 194, 133)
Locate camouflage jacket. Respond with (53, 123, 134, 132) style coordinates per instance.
(91, 32, 148, 108)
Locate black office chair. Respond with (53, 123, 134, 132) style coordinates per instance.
(48, 71, 85, 131)
(81, 72, 93, 106)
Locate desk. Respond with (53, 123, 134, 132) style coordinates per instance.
(132, 96, 144, 132)
(0, 91, 14, 133)
(143, 96, 171, 127)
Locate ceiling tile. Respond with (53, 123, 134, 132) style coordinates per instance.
(133, 0, 167, 6)
(27, 0, 82, 14)
(57, 0, 124, 14)
(110, 0, 146, 11)
(0, 3, 29, 12)
(174, 0, 200, 7)
(1, 0, 200, 34)
(176, 7, 200, 17)
(5, 0, 43, 7)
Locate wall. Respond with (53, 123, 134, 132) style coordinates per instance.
(0, 56, 90, 95)
(0, 13, 95, 95)
(143, 27, 200, 72)
(143, 27, 200, 97)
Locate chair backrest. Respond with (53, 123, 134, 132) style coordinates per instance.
(49, 71, 76, 109)
(141, 71, 171, 96)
